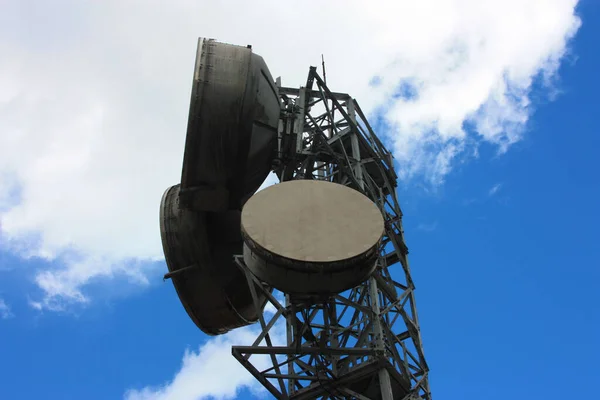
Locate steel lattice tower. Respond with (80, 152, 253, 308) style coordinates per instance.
(231, 67, 431, 400)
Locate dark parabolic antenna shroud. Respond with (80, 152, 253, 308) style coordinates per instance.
(159, 38, 280, 335)
(241, 180, 385, 295)
(179, 38, 280, 211)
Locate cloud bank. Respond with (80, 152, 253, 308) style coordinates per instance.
(0, 0, 581, 307)
(124, 328, 267, 400)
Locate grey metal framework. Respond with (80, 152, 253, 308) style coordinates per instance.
(232, 67, 431, 400)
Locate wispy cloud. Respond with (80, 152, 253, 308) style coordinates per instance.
(0, 298, 14, 319)
(417, 221, 438, 232)
(488, 183, 503, 196)
(0, 0, 582, 308)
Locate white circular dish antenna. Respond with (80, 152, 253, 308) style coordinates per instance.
(241, 180, 384, 294)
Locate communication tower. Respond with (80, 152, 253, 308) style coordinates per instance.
(160, 38, 431, 399)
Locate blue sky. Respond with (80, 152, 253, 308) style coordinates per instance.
(0, 1, 597, 399)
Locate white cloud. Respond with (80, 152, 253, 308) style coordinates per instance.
(417, 221, 438, 232)
(489, 183, 502, 196)
(125, 301, 286, 400)
(124, 327, 264, 400)
(0, 298, 14, 319)
(27, 256, 151, 311)
(0, 0, 581, 306)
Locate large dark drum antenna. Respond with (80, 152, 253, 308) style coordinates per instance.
(160, 38, 279, 335)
